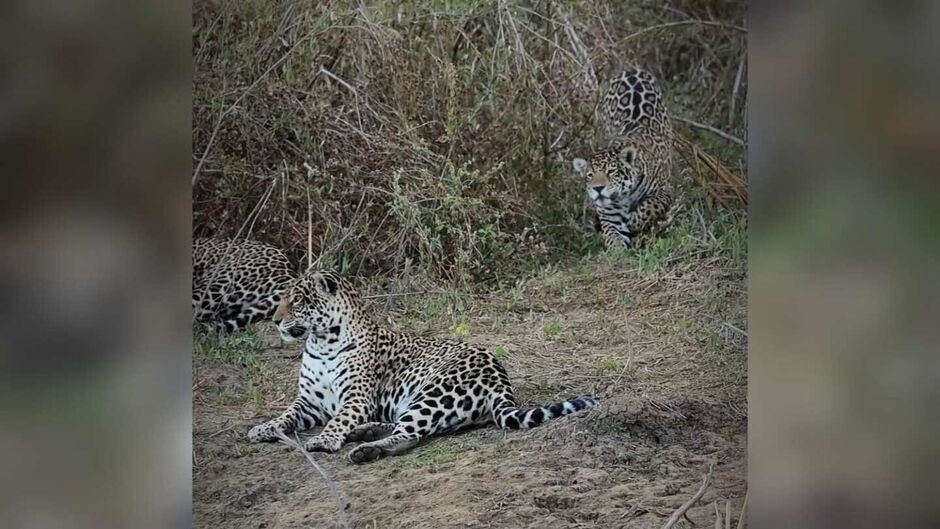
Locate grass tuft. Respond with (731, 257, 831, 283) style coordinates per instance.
(543, 321, 564, 340)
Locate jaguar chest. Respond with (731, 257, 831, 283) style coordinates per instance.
(297, 343, 351, 417)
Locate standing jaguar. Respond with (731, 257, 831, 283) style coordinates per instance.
(247, 269, 596, 463)
(192, 237, 297, 333)
(582, 66, 678, 248)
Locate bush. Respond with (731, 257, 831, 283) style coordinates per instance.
(193, 0, 746, 286)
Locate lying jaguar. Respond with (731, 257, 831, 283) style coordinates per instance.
(247, 269, 596, 463)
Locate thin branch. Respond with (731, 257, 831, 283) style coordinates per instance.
(318, 66, 364, 131)
(192, 78, 227, 186)
(276, 431, 350, 529)
(303, 161, 317, 272)
(674, 116, 745, 146)
(553, 0, 597, 92)
(661, 463, 713, 529)
(362, 291, 429, 300)
(605, 20, 746, 54)
(723, 322, 748, 338)
(729, 50, 746, 130)
(736, 491, 748, 529)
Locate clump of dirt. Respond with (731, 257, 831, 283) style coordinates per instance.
(194, 258, 747, 528)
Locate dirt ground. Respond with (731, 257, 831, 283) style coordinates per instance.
(193, 256, 747, 528)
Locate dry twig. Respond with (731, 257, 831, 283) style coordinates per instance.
(729, 51, 746, 130)
(661, 463, 713, 529)
(603, 19, 746, 54)
(736, 490, 748, 529)
(276, 431, 350, 529)
(676, 136, 748, 208)
(675, 116, 745, 146)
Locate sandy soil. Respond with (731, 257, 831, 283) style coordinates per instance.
(193, 258, 747, 528)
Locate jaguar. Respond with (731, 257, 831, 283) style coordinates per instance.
(247, 269, 596, 463)
(192, 237, 296, 333)
(582, 66, 678, 248)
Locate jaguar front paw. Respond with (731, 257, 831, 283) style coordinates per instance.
(303, 433, 344, 453)
(247, 421, 286, 443)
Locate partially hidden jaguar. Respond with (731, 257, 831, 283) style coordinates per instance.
(192, 237, 296, 333)
(582, 66, 679, 248)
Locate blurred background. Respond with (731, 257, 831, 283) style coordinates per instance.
(0, 0, 191, 528)
(749, 1, 940, 528)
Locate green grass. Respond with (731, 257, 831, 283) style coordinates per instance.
(452, 320, 471, 337)
(409, 440, 461, 468)
(194, 325, 265, 365)
(194, 326, 279, 409)
(404, 287, 474, 324)
(493, 345, 510, 359)
(543, 321, 563, 340)
(598, 357, 624, 374)
(594, 203, 747, 278)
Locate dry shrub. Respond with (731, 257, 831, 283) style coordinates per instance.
(193, 0, 746, 286)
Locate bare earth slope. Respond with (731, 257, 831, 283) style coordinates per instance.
(194, 256, 746, 528)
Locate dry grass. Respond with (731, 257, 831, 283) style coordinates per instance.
(193, 0, 746, 287)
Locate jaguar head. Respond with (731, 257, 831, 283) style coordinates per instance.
(272, 269, 355, 343)
(584, 144, 641, 207)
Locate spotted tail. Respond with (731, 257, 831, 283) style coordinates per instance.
(492, 393, 597, 430)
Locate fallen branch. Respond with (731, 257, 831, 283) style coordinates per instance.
(276, 431, 350, 529)
(662, 463, 713, 529)
(362, 291, 430, 300)
(676, 136, 748, 208)
(674, 116, 745, 146)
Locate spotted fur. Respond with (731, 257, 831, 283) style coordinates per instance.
(192, 237, 296, 333)
(247, 270, 597, 464)
(584, 66, 678, 248)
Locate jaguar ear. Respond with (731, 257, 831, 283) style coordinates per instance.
(618, 145, 638, 164)
(310, 270, 340, 296)
(572, 158, 588, 175)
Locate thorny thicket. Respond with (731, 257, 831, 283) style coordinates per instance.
(193, 0, 747, 288)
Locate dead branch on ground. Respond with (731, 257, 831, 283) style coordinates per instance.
(276, 431, 350, 529)
(662, 462, 713, 529)
(676, 136, 748, 208)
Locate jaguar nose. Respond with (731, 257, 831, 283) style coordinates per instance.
(287, 326, 306, 338)
(591, 185, 605, 194)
